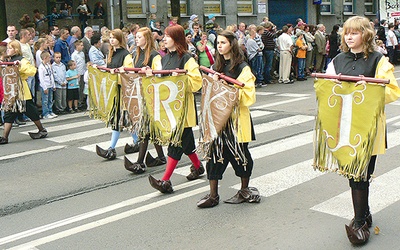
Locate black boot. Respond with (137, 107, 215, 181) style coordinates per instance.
(346, 188, 370, 245)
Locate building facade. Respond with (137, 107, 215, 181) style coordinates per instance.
(0, 0, 383, 40)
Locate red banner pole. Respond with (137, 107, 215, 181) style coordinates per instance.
(0, 61, 19, 66)
(199, 66, 245, 87)
(311, 73, 390, 84)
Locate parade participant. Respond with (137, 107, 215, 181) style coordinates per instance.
(148, 25, 204, 193)
(196, 30, 259, 208)
(124, 27, 166, 174)
(0, 41, 47, 144)
(323, 16, 400, 245)
(95, 29, 138, 160)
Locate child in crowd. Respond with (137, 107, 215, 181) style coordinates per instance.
(34, 38, 48, 67)
(52, 52, 67, 114)
(295, 31, 308, 81)
(158, 41, 167, 57)
(65, 60, 80, 112)
(71, 40, 86, 109)
(38, 51, 57, 119)
(169, 16, 178, 26)
(149, 13, 159, 32)
(376, 39, 387, 56)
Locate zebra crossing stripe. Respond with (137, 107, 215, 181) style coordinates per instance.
(174, 131, 314, 177)
(0, 146, 66, 161)
(310, 128, 400, 220)
(79, 114, 314, 154)
(20, 120, 102, 135)
(46, 128, 111, 143)
(254, 97, 310, 109)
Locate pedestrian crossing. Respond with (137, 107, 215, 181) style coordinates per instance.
(2, 90, 400, 248)
(4, 90, 400, 224)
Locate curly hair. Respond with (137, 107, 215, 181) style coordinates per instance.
(340, 16, 375, 58)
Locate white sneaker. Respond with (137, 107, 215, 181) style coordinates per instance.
(43, 114, 53, 119)
(50, 113, 58, 118)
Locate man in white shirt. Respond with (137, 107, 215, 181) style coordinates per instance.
(386, 23, 398, 64)
(2, 25, 18, 43)
(276, 25, 294, 84)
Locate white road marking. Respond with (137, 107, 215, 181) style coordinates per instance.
(0, 180, 205, 246)
(232, 159, 322, 197)
(254, 97, 310, 109)
(0, 146, 66, 161)
(310, 129, 400, 219)
(46, 128, 111, 143)
(20, 120, 102, 135)
(255, 92, 277, 96)
(5, 186, 210, 249)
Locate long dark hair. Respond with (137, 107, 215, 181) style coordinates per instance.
(164, 25, 187, 58)
(214, 30, 245, 73)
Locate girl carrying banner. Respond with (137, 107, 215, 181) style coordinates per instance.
(95, 29, 137, 160)
(0, 41, 48, 144)
(196, 31, 260, 208)
(147, 25, 204, 193)
(124, 27, 166, 174)
(322, 16, 400, 245)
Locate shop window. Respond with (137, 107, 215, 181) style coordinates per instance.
(320, 0, 333, 15)
(364, 0, 374, 15)
(204, 0, 222, 15)
(238, 0, 254, 15)
(127, 0, 146, 18)
(167, 0, 187, 16)
(343, 0, 354, 15)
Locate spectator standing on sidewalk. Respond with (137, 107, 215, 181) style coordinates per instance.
(261, 21, 276, 84)
(38, 51, 57, 119)
(52, 52, 67, 114)
(276, 25, 294, 84)
(386, 23, 398, 64)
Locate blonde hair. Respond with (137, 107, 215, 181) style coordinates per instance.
(340, 16, 375, 58)
(34, 37, 47, 52)
(8, 40, 22, 56)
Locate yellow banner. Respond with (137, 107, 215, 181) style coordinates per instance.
(141, 75, 188, 146)
(88, 66, 119, 127)
(313, 79, 385, 181)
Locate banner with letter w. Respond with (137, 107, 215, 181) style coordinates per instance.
(88, 66, 119, 127)
(313, 79, 385, 181)
(141, 75, 188, 146)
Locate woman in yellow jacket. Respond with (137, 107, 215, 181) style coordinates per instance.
(95, 29, 135, 160)
(0, 41, 47, 144)
(197, 30, 260, 208)
(148, 25, 204, 193)
(325, 16, 400, 245)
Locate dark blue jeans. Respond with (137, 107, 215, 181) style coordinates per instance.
(250, 54, 264, 83)
(263, 50, 274, 82)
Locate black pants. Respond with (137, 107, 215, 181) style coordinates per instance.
(206, 142, 253, 180)
(349, 155, 377, 190)
(167, 127, 196, 160)
(3, 100, 40, 123)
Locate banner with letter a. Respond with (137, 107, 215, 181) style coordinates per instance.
(1, 65, 26, 112)
(141, 75, 188, 146)
(313, 79, 385, 181)
(120, 73, 143, 133)
(88, 66, 119, 127)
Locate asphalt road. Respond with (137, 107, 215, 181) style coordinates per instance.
(1, 70, 400, 249)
